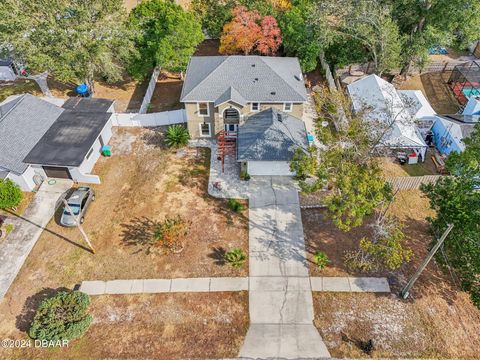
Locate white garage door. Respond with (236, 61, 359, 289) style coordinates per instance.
(247, 161, 294, 176)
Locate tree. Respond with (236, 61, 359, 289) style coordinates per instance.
(290, 87, 393, 231)
(191, 0, 235, 39)
(317, 0, 403, 74)
(29, 291, 92, 341)
(128, 0, 204, 78)
(0, 179, 22, 210)
(279, 0, 325, 72)
(345, 214, 412, 271)
(219, 6, 282, 55)
(0, 0, 135, 92)
(421, 125, 480, 307)
(392, 0, 480, 74)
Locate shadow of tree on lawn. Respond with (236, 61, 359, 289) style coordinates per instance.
(208, 247, 227, 266)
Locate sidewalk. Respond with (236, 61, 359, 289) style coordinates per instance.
(0, 179, 72, 299)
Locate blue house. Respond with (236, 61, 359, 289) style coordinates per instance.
(431, 96, 479, 155)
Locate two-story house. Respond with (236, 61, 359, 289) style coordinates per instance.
(180, 56, 308, 138)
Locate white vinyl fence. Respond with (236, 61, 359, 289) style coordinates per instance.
(139, 67, 161, 114)
(112, 109, 187, 127)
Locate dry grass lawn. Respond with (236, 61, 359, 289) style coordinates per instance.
(379, 153, 438, 177)
(305, 190, 480, 357)
(47, 77, 149, 113)
(148, 72, 184, 113)
(0, 128, 249, 357)
(0, 80, 42, 103)
(2, 292, 248, 359)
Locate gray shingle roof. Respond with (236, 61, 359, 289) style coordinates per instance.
(180, 56, 307, 103)
(214, 86, 247, 107)
(0, 94, 64, 174)
(237, 108, 308, 161)
(62, 97, 114, 113)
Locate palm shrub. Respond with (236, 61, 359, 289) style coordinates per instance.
(313, 251, 330, 270)
(29, 291, 92, 341)
(0, 179, 23, 209)
(153, 215, 189, 253)
(165, 124, 190, 148)
(225, 248, 246, 268)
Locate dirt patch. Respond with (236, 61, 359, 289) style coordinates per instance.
(123, 0, 141, 11)
(379, 153, 438, 177)
(148, 72, 184, 113)
(194, 39, 221, 56)
(0, 128, 248, 346)
(1, 292, 249, 359)
(0, 80, 42, 102)
(47, 77, 149, 113)
(313, 292, 480, 358)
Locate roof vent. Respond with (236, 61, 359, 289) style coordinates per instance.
(254, 77, 258, 81)
(251, 64, 255, 67)
(270, 91, 276, 95)
(277, 113, 283, 122)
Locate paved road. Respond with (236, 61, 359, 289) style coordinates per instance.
(0, 179, 72, 299)
(239, 177, 331, 359)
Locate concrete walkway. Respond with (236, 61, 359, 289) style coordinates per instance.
(239, 177, 331, 359)
(0, 179, 72, 299)
(79, 277, 248, 295)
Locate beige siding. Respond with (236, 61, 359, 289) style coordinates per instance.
(185, 101, 305, 139)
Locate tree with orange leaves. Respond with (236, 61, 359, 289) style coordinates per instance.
(219, 6, 282, 56)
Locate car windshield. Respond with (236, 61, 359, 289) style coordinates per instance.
(64, 204, 80, 215)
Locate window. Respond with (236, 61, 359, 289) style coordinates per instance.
(197, 102, 209, 116)
(251, 102, 260, 112)
(86, 148, 94, 160)
(199, 123, 211, 137)
(283, 103, 293, 112)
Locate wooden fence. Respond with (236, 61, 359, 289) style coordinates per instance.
(422, 60, 469, 74)
(387, 175, 444, 190)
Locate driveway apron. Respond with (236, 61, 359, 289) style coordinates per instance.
(239, 177, 331, 359)
(0, 179, 72, 299)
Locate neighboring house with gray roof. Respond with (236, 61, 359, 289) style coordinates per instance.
(180, 56, 308, 139)
(237, 108, 308, 176)
(0, 94, 114, 191)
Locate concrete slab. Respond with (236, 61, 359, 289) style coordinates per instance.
(239, 324, 331, 359)
(209, 277, 248, 292)
(79, 281, 106, 295)
(322, 277, 351, 292)
(130, 279, 144, 294)
(105, 280, 133, 295)
(310, 277, 323, 291)
(349, 277, 391, 292)
(143, 279, 171, 293)
(170, 277, 210, 292)
(249, 276, 311, 291)
(249, 290, 314, 324)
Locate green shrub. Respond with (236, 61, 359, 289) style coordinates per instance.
(28, 291, 92, 341)
(313, 251, 330, 270)
(240, 170, 250, 181)
(0, 179, 23, 209)
(165, 125, 190, 148)
(227, 199, 245, 213)
(225, 248, 246, 268)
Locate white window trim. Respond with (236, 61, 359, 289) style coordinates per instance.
(283, 102, 293, 112)
(251, 102, 260, 112)
(197, 102, 210, 117)
(199, 122, 211, 137)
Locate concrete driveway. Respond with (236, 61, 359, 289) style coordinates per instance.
(0, 179, 72, 299)
(239, 177, 331, 359)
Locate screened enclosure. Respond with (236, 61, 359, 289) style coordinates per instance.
(448, 61, 480, 105)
